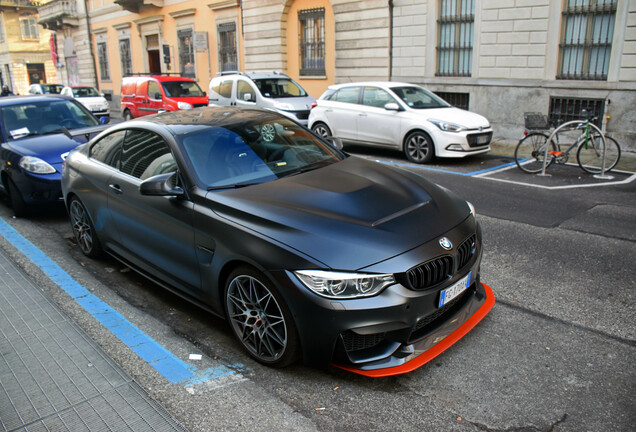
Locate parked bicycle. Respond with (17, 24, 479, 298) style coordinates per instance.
(515, 112, 621, 174)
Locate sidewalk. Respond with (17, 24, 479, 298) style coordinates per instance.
(0, 247, 188, 432)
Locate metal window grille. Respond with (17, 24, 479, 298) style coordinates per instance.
(299, 8, 325, 76)
(178, 29, 195, 78)
(548, 96, 605, 128)
(20, 15, 39, 40)
(434, 91, 470, 110)
(436, 0, 474, 77)
(558, 0, 617, 81)
(97, 42, 110, 81)
(119, 39, 133, 77)
(218, 22, 237, 72)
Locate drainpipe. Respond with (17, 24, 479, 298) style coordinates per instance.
(84, 0, 99, 89)
(388, 0, 393, 81)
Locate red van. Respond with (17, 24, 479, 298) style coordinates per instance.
(120, 75, 208, 120)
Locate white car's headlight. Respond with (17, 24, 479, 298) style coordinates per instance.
(429, 119, 466, 132)
(295, 270, 395, 299)
(19, 156, 56, 174)
(177, 102, 192, 110)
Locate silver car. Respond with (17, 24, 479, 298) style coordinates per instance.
(208, 71, 316, 126)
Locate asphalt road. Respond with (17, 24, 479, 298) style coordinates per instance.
(0, 146, 634, 432)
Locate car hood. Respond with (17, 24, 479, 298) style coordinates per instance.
(412, 107, 490, 129)
(271, 96, 316, 111)
(77, 96, 108, 106)
(4, 133, 88, 164)
(207, 157, 470, 270)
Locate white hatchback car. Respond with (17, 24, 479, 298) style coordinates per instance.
(60, 86, 110, 122)
(308, 82, 492, 163)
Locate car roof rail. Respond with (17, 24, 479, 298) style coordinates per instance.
(123, 72, 184, 77)
(248, 71, 289, 77)
(216, 71, 245, 76)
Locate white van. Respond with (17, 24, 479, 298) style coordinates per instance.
(208, 71, 316, 126)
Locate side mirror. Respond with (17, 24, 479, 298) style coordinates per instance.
(202, 91, 206, 97)
(243, 93, 255, 102)
(324, 136, 343, 150)
(100, 93, 105, 97)
(384, 102, 401, 111)
(139, 172, 184, 197)
(154, 92, 162, 100)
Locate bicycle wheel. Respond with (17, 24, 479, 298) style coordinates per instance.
(577, 134, 621, 174)
(514, 132, 557, 174)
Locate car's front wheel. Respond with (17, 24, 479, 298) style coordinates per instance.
(69, 197, 102, 258)
(123, 110, 133, 121)
(404, 131, 435, 164)
(7, 180, 27, 217)
(312, 122, 332, 138)
(225, 266, 300, 367)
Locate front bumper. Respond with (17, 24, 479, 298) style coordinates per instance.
(433, 129, 493, 158)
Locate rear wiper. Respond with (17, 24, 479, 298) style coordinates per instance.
(207, 183, 261, 191)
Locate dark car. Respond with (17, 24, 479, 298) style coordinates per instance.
(61, 107, 494, 376)
(0, 95, 108, 216)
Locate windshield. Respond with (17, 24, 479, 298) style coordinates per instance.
(389, 86, 450, 109)
(1, 99, 99, 141)
(253, 78, 307, 98)
(72, 87, 100, 97)
(40, 84, 64, 94)
(162, 81, 205, 97)
(180, 117, 344, 189)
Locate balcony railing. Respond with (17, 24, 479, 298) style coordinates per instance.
(0, 0, 39, 9)
(113, 0, 163, 13)
(37, 0, 78, 30)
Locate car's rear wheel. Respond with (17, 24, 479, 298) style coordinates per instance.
(225, 266, 300, 367)
(312, 122, 332, 138)
(123, 110, 133, 121)
(69, 197, 102, 258)
(7, 180, 27, 217)
(404, 131, 435, 164)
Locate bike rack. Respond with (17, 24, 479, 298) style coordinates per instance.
(538, 120, 613, 179)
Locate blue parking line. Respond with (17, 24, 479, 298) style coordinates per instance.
(0, 217, 243, 386)
(373, 157, 517, 176)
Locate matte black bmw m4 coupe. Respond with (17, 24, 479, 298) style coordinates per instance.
(61, 107, 494, 376)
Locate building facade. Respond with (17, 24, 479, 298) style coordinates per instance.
(45, 0, 636, 150)
(0, 0, 59, 95)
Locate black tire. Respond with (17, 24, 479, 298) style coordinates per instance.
(123, 110, 133, 121)
(8, 180, 27, 217)
(514, 132, 557, 174)
(404, 131, 434, 164)
(224, 266, 300, 367)
(311, 122, 332, 139)
(577, 135, 621, 174)
(68, 197, 103, 258)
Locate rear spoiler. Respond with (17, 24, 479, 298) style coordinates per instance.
(62, 124, 111, 140)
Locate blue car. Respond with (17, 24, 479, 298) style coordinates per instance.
(0, 95, 109, 216)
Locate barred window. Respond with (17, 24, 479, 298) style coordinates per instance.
(434, 91, 470, 111)
(298, 8, 325, 76)
(20, 15, 39, 40)
(558, 0, 617, 81)
(119, 39, 133, 77)
(218, 22, 238, 72)
(548, 97, 605, 128)
(178, 29, 195, 78)
(437, 0, 474, 77)
(97, 42, 110, 81)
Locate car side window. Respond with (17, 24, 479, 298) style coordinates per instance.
(120, 130, 177, 180)
(148, 81, 161, 99)
(237, 80, 255, 102)
(90, 130, 126, 168)
(362, 87, 395, 108)
(329, 87, 360, 104)
(219, 79, 233, 98)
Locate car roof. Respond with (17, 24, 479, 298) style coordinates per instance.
(327, 81, 417, 90)
(124, 75, 196, 82)
(216, 71, 290, 80)
(0, 94, 73, 106)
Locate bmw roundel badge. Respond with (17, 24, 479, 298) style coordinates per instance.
(439, 237, 453, 250)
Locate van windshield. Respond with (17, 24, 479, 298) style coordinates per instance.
(162, 81, 205, 97)
(253, 78, 307, 98)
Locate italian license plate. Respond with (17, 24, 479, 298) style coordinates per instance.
(438, 272, 472, 308)
(476, 134, 489, 144)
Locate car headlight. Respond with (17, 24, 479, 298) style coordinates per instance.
(294, 270, 395, 299)
(177, 102, 192, 110)
(429, 119, 466, 132)
(19, 156, 56, 174)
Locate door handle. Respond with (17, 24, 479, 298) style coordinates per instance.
(108, 184, 123, 194)
(359, 113, 368, 117)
